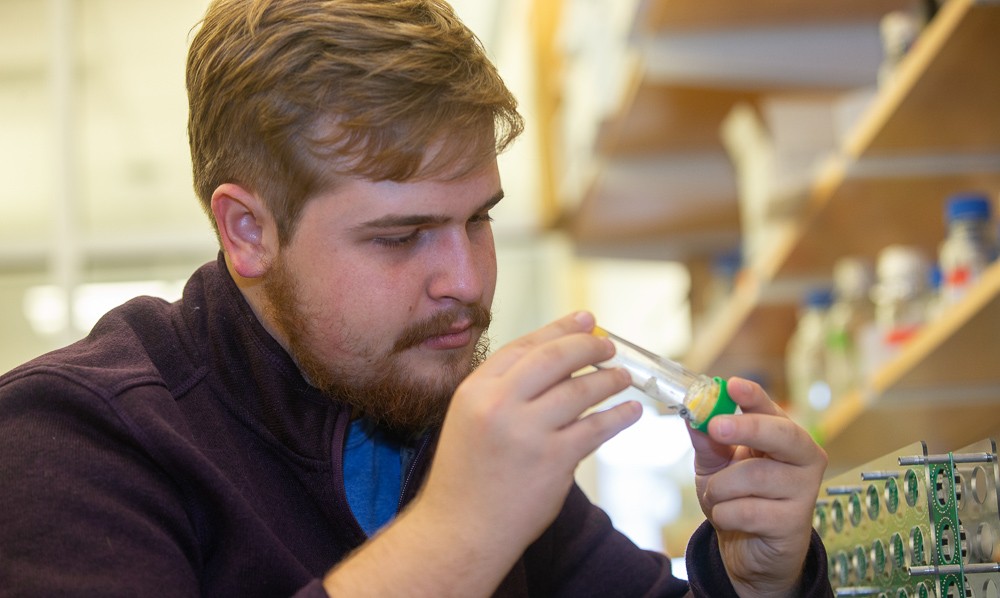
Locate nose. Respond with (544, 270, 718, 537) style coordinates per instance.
(428, 228, 492, 305)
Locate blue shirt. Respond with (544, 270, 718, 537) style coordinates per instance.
(342, 417, 402, 536)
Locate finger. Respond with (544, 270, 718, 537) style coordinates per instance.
(499, 331, 615, 403)
(687, 423, 737, 474)
(687, 377, 780, 470)
(475, 311, 597, 376)
(557, 399, 643, 460)
(709, 496, 801, 536)
(701, 458, 815, 505)
(707, 413, 826, 469)
(530, 368, 631, 429)
(724, 377, 783, 416)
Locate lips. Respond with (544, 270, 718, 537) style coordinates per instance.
(422, 323, 474, 350)
(393, 305, 491, 353)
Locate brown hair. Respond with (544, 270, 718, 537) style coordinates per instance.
(187, 0, 523, 244)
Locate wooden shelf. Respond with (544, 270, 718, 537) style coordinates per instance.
(678, 0, 1000, 470)
(683, 270, 812, 403)
(844, 0, 1000, 156)
(596, 71, 762, 156)
(567, 150, 742, 260)
(767, 155, 1000, 280)
(565, 66, 755, 261)
(563, 0, 924, 260)
(636, 0, 916, 33)
(820, 260, 1000, 471)
(548, 0, 1000, 471)
(761, 0, 1000, 280)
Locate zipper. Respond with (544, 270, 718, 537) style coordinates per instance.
(396, 431, 434, 512)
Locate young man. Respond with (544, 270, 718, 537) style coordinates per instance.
(0, 1, 832, 596)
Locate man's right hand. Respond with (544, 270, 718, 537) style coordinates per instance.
(423, 310, 639, 551)
(324, 311, 641, 597)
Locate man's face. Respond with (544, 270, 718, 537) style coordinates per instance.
(260, 161, 501, 434)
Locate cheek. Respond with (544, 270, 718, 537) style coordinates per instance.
(482, 255, 498, 305)
(325, 266, 421, 334)
(480, 237, 498, 302)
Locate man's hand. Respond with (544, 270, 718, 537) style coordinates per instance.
(325, 311, 641, 597)
(422, 310, 641, 560)
(689, 377, 827, 597)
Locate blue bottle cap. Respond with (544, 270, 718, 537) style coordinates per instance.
(803, 287, 834, 309)
(945, 192, 991, 222)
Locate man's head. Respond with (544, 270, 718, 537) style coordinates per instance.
(187, 0, 523, 244)
(187, 0, 523, 434)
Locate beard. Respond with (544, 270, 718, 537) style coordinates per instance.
(262, 254, 491, 436)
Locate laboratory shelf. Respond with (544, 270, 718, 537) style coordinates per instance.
(682, 269, 798, 399)
(562, 0, 918, 261)
(821, 259, 1000, 473)
(634, 0, 915, 32)
(684, 0, 1000, 364)
(842, 0, 1000, 157)
(680, 0, 1000, 470)
(595, 69, 760, 157)
(767, 0, 1000, 280)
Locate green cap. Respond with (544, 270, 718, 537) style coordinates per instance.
(690, 376, 737, 433)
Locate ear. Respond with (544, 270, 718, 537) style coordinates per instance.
(210, 183, 278, 279)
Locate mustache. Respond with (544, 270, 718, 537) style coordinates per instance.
(393, 303, 492, 352)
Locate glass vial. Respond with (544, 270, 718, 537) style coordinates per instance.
(938, 192, 996, 306)
(870, 245, 930, 366)
(591, 326, 735, 432)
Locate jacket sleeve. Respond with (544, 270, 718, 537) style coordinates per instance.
(0, 371, 203, 597)
(499, 482, 834, 598)
(684, 520, 835, 597)
(502, 482, 690, 597)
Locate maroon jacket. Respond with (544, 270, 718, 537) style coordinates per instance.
(0, 254, 832, 596)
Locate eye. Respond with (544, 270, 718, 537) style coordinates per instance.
(469, 211, 495, 225)
(372, 229, 421, 248)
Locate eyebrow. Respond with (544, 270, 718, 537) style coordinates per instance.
(353, 189, 505, 231)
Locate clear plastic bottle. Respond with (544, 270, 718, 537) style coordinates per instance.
(870, 245, 930, 367)
(878, 9, 923, 88)
(591, 327, 736, 432)
(824, 258, 875, 401)
(786, 288, 834, 436)
(938, 192, 996, 306)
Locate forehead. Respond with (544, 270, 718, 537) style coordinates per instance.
(305, 159, 502, 226)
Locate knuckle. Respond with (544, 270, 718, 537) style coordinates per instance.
(533, 340, 569, 365)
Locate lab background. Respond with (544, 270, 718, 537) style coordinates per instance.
(3, 0, 999, 575)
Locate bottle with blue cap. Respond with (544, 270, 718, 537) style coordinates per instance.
(938, 192, 996, 306)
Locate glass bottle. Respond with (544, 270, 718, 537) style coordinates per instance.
(824, 257, 875, 401)
(786, 288, 834, 436)
(938, 192, 996, 306)
(870, 245, 930, 367)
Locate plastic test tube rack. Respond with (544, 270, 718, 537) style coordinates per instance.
(815, 438, 1000, 597)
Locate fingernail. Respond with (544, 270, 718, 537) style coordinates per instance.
(573, 311, 594, 328)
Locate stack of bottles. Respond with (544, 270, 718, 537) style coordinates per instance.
(785, 191, 997, 436)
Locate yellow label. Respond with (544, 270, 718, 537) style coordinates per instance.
(686, 386, 716, 424)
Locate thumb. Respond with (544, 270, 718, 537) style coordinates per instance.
(687, 415, 737, 475)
